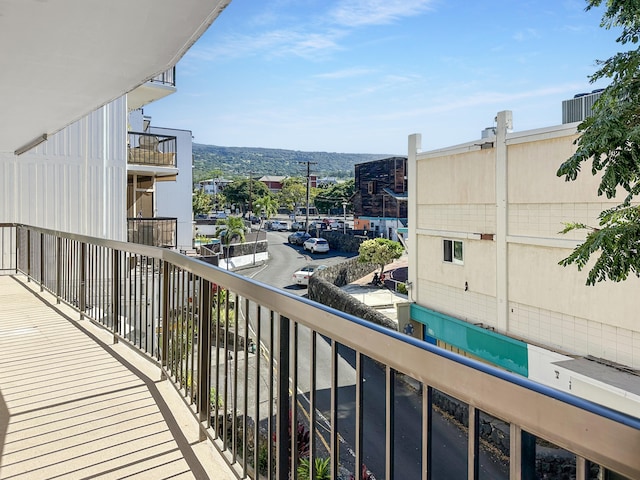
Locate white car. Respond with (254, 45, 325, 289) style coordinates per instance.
(270, 221, 289, 231)
(303, 237, 329, 253)
(292, 264, 326, 287)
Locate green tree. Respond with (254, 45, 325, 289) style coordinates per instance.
(278, 177, 307, 214)
(314, 179, 355, 214)
(254, 195, 278, 219)
(192, 189, 212, 216)
(556, 0, 640, 285)
(223, 179, 270, 214)
(358, 238, 404, 277)
(215, 216, 246, 269)
(251, 195, 279, 262)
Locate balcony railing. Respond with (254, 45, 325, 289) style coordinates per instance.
(149, 66, 176, 87)
(4, 223, 640, 480)
(127, 217, 177, 248)
(128, 131, 177, 167)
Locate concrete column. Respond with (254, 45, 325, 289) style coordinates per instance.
(407, 133, 421, 304)
(496, 111, 512, 332)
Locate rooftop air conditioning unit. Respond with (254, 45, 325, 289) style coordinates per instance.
(481, 127, 496, 139)
(562, 90, 604, 124)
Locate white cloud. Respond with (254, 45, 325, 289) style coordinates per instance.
(186, 28, 347, 62)
(513, 28, 540, 42)
(314, 67, 376, 79)
(329, 0, 435, 27)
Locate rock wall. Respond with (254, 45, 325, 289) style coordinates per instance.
(308, 276, 396, 331)
(314, 230, 369, 253)
(314, 255, 377, 287)
(309, 256, 395, 331)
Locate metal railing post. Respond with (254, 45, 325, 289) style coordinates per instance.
(576, 457, 588, 480)
(39, 232, 44, 291)
(161, 261, 170, 380)
(198, 279, 212, 441)
(14, 226, 19, 274)
(26, 229, 31, 282)
(276, 315, 291, 479)
(422, 385, 432, 480)
(79, 242, 86, 319)
(468, 405, 479, 480)
(56, 236, 62, 303)
(112, 249, 120, 344)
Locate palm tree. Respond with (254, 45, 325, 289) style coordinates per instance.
(252, 195, 279, 264)
(215, 216, 246, 269)
(254, 195, 278, 225)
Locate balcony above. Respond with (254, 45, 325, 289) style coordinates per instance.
(128, 68, 177, 111)
(127, 217, 177, 248)
(128, 132, 178, 176)
(0, 0, 231, 154)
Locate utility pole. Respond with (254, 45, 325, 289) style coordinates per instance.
(298, 161, 317, 234)
(248, 171, 252, 216)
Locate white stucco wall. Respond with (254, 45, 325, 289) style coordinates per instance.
(153, 126, 193, 252)
(410, 114, 640, 369)
(0, 98, 127, 241)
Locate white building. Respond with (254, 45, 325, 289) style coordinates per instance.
(407, 111, 640, 416)
(196, 178, 233, 196)
(0, 0, 230, 251)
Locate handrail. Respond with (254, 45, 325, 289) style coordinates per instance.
(5, 222, 640, 479)
(127, 131, 177, 167)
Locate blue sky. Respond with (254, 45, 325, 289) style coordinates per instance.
(146, 0, 621, 155)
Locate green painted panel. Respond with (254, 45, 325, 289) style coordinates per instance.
(410, 304, 528, 376)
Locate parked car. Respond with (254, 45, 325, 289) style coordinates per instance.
(270, 221, 289, 231)
(288, 231, 311, 245)
(292, 264, 327, 287)
(290, 221, 306, 231)
(308, 221, 326, 232)
(303, 237, 330, 253)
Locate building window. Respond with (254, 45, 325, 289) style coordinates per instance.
(443, 239, 463, 265)
(368, 181, 376, 194)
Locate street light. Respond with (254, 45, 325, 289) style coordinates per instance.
(342, 201, 347, 234)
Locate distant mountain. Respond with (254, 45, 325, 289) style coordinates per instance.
(192, 143, 397, 181)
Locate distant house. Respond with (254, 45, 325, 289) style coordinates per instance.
(317, 177, 338, 187)
(258, 175, 286, 193)
(352, 156, 407, 240)
(259, 174, 317, 193)
(196, 178, 232, 195)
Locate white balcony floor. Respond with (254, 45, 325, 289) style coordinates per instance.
(0, 275, 236, 480)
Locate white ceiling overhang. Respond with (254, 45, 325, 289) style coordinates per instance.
(0, 0, 231, 154)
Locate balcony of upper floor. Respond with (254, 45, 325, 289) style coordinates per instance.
(127, 216, 177, 248)
(127, 131, 178, 177)
(128, 67, 177, 111)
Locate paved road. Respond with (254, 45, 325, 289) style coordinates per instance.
(241, 230, 508, 479)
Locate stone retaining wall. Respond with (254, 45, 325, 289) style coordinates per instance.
(308, 276, 397, 331)
(315, 230, 369, 253)
(314, 255, 378, 287)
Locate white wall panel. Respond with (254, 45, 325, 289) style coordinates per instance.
(0, 97, 127, 241)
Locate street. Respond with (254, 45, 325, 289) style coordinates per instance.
(239, 230, 508, 479)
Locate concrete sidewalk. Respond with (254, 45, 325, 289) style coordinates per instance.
(342, 254, 410, 325)
(0, 276, 235, 480)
